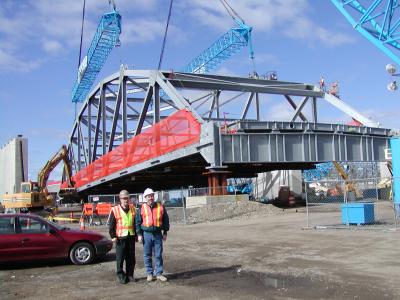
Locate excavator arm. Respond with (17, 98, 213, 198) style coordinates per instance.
(37, 145, 74, 193)
(332, 161, 348, 180)
(332, 161, 359, 196)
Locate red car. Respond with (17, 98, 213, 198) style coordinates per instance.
(0, 214, 113, 265)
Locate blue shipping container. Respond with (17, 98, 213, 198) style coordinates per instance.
(341, 203, 375, 225)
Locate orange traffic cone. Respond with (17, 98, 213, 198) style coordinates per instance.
(79, 217, 85, 230)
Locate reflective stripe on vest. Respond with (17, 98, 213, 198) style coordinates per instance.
(112, 205, 135, 237)
(141, 203, 163, 227)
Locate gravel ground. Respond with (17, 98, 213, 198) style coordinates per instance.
(2, 201, 399, 299)
(168, 200, 286, 224)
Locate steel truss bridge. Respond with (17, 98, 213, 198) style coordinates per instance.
(66, 68, 391, 195)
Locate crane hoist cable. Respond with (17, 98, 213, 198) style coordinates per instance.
(76, 0, 87, 118)
(219, 0, 245, 24)
(157, 0, 174, 70)
(219, 0, 256, 74)
(78, 0, 86, 68)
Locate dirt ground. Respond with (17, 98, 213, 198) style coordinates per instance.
(1, 205, 400, 300)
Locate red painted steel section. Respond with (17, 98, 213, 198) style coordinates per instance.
(66, 110, 201, 189)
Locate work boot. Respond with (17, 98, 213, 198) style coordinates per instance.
(147, 274, 154, 282)
(128, 276, 137, 282)
(156, 275, 168, 282)
(118, 277, 128, 284)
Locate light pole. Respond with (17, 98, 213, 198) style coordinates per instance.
(386, 64, 399, 91)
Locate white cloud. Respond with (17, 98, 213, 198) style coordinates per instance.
(253, 53, 280, 65)
(42, 40, 64, 55)
(121, 19, 165, 44)
(361, 109, 400, 129)
(214, 66, 241, 77)
(0, 0, 172, 68)
(264, 101, 296, 121)
(185, 0, 353, 47)
(0, 48, 43, 72)
(285, 18, 352, 47)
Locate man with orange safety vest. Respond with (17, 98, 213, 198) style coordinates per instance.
(136, 188, 170, 282)
(109, 190, 136, 284)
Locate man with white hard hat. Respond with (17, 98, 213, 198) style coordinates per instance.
(136, 188, 170, 282)
(109, 190, 136, 284)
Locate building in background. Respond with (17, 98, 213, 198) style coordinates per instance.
(0, 135, 28, 196)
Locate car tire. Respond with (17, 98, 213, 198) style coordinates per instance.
(69, 242, 95, 265)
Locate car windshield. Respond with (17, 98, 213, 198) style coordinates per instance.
(47, 220, 66, 230)
(33, 215, 65, 230)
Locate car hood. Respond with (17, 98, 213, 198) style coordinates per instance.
(58, 228, 108, 241)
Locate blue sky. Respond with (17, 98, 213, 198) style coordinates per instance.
(0, 0, 399, 181)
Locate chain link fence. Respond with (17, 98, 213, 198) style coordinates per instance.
(304, 177, 398, 230)
(86, 186, 254, 225)
(83, 176, 399, 230)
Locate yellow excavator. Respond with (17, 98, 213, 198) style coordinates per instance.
(1, 145, 76, 211)
(332, 161, 361, 199)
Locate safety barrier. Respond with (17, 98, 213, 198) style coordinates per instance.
(96, 203, 113, 216)
(68, 110, 201, 188)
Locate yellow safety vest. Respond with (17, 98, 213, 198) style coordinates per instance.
(112, 205, 135, 237)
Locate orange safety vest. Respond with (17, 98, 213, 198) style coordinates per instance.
(112, 204, 136, 237)
(141, 203, 164, 227)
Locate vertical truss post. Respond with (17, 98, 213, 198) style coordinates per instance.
(256, 93, 260, 121)
(108, 67, 125, 151)
(122, 77, 127, 142)
(312, 97, 318, 124)
(79, 122, 88, 167)
(154, 83, 160, 124)
(101, 84, 107, 155)
(135, 76, 155, 136)
(215, 90, 220, 120)
(92, 90, 102, 162)
(87, 99, 92, 163)
(208, 90, 220, 119)
(77, 122, 82, 171)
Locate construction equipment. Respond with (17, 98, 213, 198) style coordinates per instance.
(71, 2, 121, 103)
(182, 0, 255, 74)
(303, 162, 334, 182)
(332, 161, 361, 199)
(227, 178, 253, 194)
(1, 145, 76, 211)
(330, 1, 400, 67)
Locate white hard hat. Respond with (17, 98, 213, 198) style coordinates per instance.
(143, 188, 155, 197)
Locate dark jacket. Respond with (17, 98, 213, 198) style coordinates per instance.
(109, 205, 134, 239)
(135, 202, 169, 235)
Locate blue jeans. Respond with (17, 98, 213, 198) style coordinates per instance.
(143, 231, 163, 275)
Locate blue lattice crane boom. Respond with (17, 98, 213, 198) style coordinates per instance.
(71, 8, 121, 103)
(303, 162, 334, 182)
(182, 0, 255, 74)
(330, 0, 400, 66)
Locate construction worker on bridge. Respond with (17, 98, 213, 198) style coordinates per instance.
(136, 188, 170, 282)
(109, 190, 136, 284)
